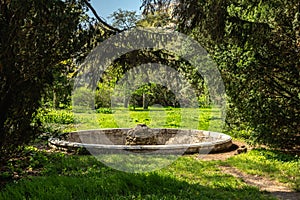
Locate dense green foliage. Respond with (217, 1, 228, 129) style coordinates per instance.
(42, 60, 76, 109)
(0, 0, 95, 163)
(129, 84, 179, 108)
(109, 9, 140, 30)
(37, 109, 75, 125)
(93, 48, 208, 111)
(143, 0, 300, 148)
(92, 6, 209, 111)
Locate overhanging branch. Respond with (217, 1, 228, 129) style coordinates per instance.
(83, 0, 121, 33)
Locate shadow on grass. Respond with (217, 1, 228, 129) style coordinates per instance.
(0, 154, 274, 200)
(0, 172, 273, 200)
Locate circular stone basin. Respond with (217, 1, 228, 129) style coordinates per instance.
(49, 125, 232, 154)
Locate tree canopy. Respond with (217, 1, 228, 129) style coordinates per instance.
(0, 0, 113, 162)
(142, 0, 300, 149)
(108, 9, 140, 30)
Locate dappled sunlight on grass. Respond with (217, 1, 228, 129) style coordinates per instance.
(223, 149, 300, 191)
(0, 151, 274, 200)
(72, 107, 224, 132)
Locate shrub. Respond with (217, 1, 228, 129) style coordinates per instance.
(96, 108, 114, 114)
(38, 109, 75, 124)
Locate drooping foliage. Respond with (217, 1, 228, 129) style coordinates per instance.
(142, 0, 300, 149)
(0, 0, 103, 162)
(92, 48, 206, 110)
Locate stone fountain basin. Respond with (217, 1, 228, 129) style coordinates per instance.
(49, 128, 232, 154)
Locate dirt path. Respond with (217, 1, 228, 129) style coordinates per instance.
(196, 140, 300, 200)
(219, 165, 300, 200)
(199, 140, 249, 161)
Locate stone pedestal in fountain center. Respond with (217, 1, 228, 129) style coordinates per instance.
(125, 124, 157, 145)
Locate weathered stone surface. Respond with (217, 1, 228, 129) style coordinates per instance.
(125, 124, 157, 145)
(48, 126, 232, 154)
(165, 130, 205, 145)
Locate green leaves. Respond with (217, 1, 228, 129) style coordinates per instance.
(158, 0, 300, 148)
(109, 9, 141, 30)
(0, 0, 95, 163)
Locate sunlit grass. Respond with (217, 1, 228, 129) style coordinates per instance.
(0, 150, 275, 200)
(72, 106, 225, 132)
(12, 107, 297, 199)
(223, 148, 300, 191)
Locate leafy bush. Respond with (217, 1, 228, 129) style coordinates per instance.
(96, 108, 114, 114)
(95, 84, 112, 109)
(37, 109, 74, 124)
(198, 94, 211, 108)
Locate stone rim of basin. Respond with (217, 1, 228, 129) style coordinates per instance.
(48, 124, 232, 154)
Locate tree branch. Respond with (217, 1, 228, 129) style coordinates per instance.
(83, 0, 121, 33)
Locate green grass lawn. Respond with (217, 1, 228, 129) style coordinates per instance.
(1, 107, 298, 199)
(0, 147, 279, 200)
(223, 148, 300, 191)
(73, 107, 225, 132)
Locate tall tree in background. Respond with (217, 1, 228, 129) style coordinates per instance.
(142, 0, 300, 149)
(109, 9, 140, 30)
(101, 6, 204, 110)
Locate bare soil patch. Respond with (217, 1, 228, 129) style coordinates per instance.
(219, 165, 300, 200)
(199, 140, 249, 161)
(196, 140, 300, 199)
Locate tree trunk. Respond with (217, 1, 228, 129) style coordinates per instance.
(143, 93, 148, 110)
(53, 89, 56, 109)
(124, 96, 129, 108)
